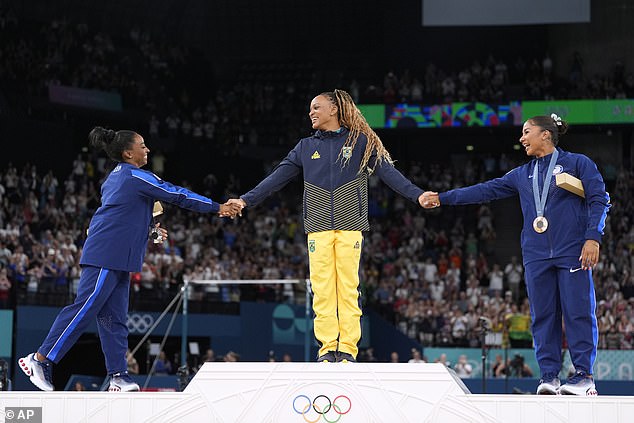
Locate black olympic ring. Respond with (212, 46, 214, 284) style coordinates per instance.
(292, 394, 352, 422)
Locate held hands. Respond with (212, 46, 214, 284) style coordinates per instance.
(420, 191, 440, 209)
(218, 198, 246, 218)
(579, 239, 600, 270)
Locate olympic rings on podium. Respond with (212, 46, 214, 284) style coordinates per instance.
(292, 394, 352, 422)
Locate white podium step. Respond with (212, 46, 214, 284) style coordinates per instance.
(2, 363, 634, 423)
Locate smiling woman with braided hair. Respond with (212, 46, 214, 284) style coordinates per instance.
(228, 89, 429, 363)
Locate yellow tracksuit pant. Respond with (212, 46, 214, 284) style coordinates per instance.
(307, 230, 363, 358)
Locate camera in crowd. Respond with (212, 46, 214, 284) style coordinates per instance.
(510, 354, 525, 370)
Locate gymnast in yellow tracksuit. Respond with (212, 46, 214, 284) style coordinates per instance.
(234, 89, 426, 362)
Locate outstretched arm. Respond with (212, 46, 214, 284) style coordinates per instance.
(439, 170, 518, 206)
(131, 168, 221, 213)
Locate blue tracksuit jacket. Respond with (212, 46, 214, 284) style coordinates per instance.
(439, 147, 610, 377)
(241, 128, 424, 233)
(439, 148, 610, 265)
(81, 162, 220, 272)
(39, 162, 220, 375)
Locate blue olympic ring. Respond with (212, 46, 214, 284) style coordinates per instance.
(292, 394, 352, 422)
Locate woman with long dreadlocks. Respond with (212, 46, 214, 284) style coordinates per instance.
(229, 89, 427, 362)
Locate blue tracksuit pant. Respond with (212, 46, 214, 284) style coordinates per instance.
(38, 265, 130, 374)
(525, 257, 598, 377)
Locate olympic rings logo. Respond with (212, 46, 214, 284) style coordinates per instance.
(292, 394, 352, 422)
(126, 314, 154, 333)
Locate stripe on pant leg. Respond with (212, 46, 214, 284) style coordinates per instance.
(48, 268, 109, 361)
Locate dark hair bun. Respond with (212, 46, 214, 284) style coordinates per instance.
(550, 114, 569, 137)
(557, 121, 569, 136)
(88, 126, 116, 150)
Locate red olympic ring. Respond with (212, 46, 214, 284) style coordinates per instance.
(292, 395, 352, 422)
(332, 396, 352, 415)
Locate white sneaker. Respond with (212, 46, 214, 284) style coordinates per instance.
(18, 353, 54, 391)
(536, 376, 560, 395)
(108, 372, 140, 392)
(559, 371, 598, 396)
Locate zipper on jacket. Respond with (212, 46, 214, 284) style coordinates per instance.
(330, 140, 335, 228)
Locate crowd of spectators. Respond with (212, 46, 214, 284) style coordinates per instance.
(356, 54, 634, 105)
(3, 6, 634, 154)
(0, 154, 632, 352)
(1, 8, 633, 358)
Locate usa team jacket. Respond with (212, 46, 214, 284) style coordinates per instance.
(439, 148, 610, 265)
(80, 162, 220, 272)
(241, 128, 424, 233)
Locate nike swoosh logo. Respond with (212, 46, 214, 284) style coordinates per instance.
(569, 267, 583, 273)
(528, 175, 533, 178)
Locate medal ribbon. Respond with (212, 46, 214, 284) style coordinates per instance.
(532, 149, 559, 219)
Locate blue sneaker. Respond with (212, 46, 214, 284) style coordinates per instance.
(18, 353, 54, 391)
(559, 371, 597, 396)
(108, 371, 140, 392)
(536, 373, 560, 395)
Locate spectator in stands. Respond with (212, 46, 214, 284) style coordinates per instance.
(72, 380, 86, 391)
(359, 347, 378, 363)
(408, 348, 426, 363)
(0, 267, 10, 308)
(18, 126, 241, 392)
(491, 354, 505, 378)
(434, 353, 451, 367)
(229, 89, 428, 363)
(126, 349, 139, 375)
(454, 354, 473, 378)
(153, 351, 173, 375)
(495, 354, 534, 378)
(423, 114, 610, 396)
(223, 351, 240, 362)
(202, 348, 216, 363)
(505, 302, 532, 348)
(504, 256, 523, 301)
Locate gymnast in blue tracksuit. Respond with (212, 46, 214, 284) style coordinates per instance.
(423, 114, 610, 395)
(19, 126, 240, 391)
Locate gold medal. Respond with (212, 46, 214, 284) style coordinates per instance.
(533, 216, 548, 233)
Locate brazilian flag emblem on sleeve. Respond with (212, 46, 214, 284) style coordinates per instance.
(308, 239, 315, 253)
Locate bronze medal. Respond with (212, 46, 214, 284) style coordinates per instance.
(533, 216, 548, 233)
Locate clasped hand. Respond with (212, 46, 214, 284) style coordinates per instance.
(218, 198, 246, 218)
(419, 191, 440, 209)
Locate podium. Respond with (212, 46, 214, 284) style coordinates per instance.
(2, 363, 634, 422)
(181, 362, 469, 422)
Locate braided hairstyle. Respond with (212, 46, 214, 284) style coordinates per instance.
(88, 126, 139, 161)
(528, 114, 569, 146)
(320, 89, 393, 172)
